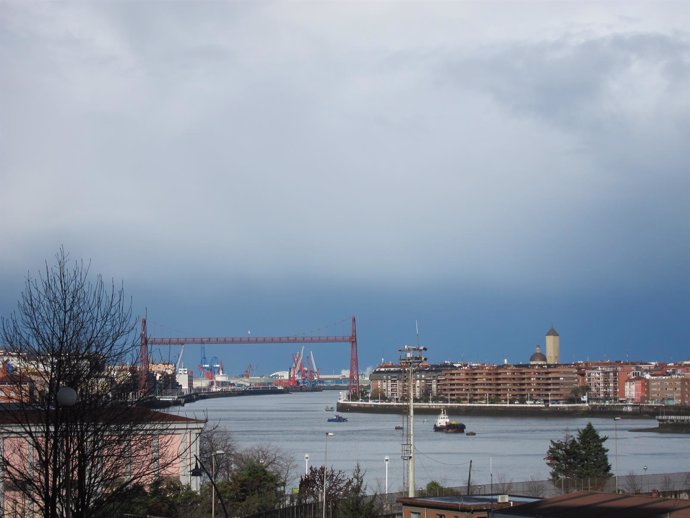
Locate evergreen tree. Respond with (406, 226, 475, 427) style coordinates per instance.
(545, 422, 611, 489)
(545, 433, 579, 480)
(574, 422, 611, 480)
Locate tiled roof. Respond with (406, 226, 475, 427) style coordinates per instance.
(0, 406, 205, 425)
(497, 491, 690, 517)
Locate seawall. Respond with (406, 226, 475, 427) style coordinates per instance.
(335, 400, 689, 418)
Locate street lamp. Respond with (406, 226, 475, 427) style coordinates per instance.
(190, 455, 228, 518)
(305, 453, 310, 475)
(384, 456, 389, 494)
(399, 345, 427, 498)
(323, 432, 334, 518)
(57, 386, 77, 518)
(212, 450, 225, 518)
(614, 417, 621, 492)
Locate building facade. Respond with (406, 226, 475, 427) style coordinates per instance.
(585, 367, 619, 402)
(646, 375, 690, 405)
(0, 409, 205, 517)
(438, 363, 579, 403)
(369, 362, 445, 401)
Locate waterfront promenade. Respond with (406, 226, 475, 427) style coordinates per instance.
(336, 399, 689, 418)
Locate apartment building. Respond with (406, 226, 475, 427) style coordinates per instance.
(624, 377, 647, 403)
(438, 363, 580, 403)
(585, 367, 619, 402)
(646, 374, 690, 405)
(369, 362, 446, 401)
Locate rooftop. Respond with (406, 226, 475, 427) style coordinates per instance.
(494, 491, 690, 518)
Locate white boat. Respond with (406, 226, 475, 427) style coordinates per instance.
(433, 409, 466, 433)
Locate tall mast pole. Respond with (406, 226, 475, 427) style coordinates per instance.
(399, 344, 426, 498)
(408, 356, 415, 497)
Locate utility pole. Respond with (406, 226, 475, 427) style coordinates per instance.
(399, 344, 426, 498)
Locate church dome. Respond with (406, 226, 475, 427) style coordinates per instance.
(530, 345, 547, 364)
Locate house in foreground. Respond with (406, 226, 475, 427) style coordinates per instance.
(0, 407, 205, 517)
(398, 495, 539, 518)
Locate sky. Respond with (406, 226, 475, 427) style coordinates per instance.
(1, 1, 689, 376)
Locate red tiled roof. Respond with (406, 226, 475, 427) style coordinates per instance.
(498, 491, 690, 518)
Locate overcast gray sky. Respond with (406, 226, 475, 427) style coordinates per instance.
(1, 2, 689, 372)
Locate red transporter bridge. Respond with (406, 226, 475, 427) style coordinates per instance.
(138, 316, 360, 398)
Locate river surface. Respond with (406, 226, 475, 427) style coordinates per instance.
(172, 391, 690, 493)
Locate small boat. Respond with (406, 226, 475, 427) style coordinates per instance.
(325, 405, 334, 411)
(466, 431, 476, 436)
(395, 425, 404, 431)
(327, 414, 348, 423)
(433, 409, 466, 433)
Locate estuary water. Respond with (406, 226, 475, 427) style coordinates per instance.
(173, 391, 690, 493)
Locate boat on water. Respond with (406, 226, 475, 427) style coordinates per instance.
(433, 409, 466, 433)
(395, 425, 404, 431)
(327, 414, 348, 423)
(325, 405, 335, 411)
(466, 431, 476, 436)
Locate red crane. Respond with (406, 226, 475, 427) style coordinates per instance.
(139, 316, 360, 397)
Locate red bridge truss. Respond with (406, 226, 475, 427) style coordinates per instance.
(139, 316, 360, 398)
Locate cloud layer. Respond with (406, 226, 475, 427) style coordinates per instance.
(1, 2, 688, 368)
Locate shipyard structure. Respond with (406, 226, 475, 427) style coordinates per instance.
(369, 328, 690, 406)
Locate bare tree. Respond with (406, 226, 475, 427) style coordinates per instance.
(199, 424, 237, 481)
(0, 249, 200, 518)
(662, 474, 676, 493)
(524, 476, 547, 498)
(493, 474, 514, 495)
(623, 471, 643, 494)
(298, 465, 353, 504)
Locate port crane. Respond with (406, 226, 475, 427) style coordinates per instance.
(279, 347, 321, 388)
(139, 316, 359, 398)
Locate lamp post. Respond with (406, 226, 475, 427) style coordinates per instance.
(399, 345, 426, 498)
(57, 386, 77, 518)
(384, 456, 389, 494)
(323, 432, 334, 518)
(191, 455, 229, 518)
(212, 450, 225, 518)
(490, 457, 493, 497)
(614, 417, 621, 492)
(305, 453, 310, 475)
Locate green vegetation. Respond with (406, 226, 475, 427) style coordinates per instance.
(333, 464, 380, 518)
(546, 422, 612, 490)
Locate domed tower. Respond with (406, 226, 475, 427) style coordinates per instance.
(530, 345, 547, 365)
(545, 327, 559, 364)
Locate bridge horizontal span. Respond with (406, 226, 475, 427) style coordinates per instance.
(148, 335, 352, 346)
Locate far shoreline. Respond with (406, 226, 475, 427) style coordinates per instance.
(336, 399, 689, 419)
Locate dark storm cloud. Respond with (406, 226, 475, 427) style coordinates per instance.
(1, 2, 688, 367)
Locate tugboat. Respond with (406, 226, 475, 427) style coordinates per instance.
(433, 409, 465, 433)
(327, 414, 348, 423)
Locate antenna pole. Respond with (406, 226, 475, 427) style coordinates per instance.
(399, 344, 426, 498)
